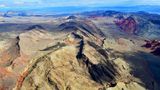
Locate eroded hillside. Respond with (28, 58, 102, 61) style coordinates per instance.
(0, 14, 160, 90)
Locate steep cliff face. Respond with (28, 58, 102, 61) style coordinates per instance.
(0, 36, 20, 90)
(0, 37, 20, 67)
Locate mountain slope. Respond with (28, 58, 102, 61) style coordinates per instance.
(0, 18, 160, 90)
(13, 21, 159, 90)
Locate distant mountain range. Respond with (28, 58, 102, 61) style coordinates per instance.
(0, 5, 160, 15)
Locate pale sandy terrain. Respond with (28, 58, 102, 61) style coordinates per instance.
(0, 15, 159, 90)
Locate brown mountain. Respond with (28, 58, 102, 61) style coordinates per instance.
(0, 16, 160, 90)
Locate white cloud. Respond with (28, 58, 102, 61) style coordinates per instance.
(14, 1, 24, 5)
(0, 4, 6, 7)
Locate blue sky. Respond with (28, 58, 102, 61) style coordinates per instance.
(0, 0, 160, 7)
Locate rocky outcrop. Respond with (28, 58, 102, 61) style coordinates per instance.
(0, 37, 20, 90)
(0, 37, 20, 67)
(142, 40, 160, 56)
(115, 16, 137, 34)
(59, 20, 105, 37)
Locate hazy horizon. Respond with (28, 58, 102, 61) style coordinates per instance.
(0, 1, 160, 14)
(0, 0, 160, 8)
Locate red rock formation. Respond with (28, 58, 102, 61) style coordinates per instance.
(0, 67, 17, 90)
(16, 70, 29, 90)
(115, 16, 137, 34)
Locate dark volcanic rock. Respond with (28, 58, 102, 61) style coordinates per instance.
(142, 40, 160, 56)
